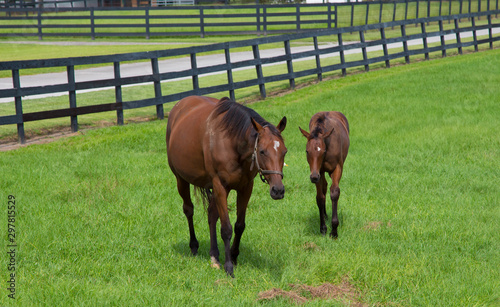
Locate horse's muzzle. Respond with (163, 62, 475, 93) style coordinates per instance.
(270, 185, 285, 200)
(310, 173, 320, 184)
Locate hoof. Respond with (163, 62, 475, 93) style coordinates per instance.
(190, 240, 199, 256)
(224, 263, 234, 278)
(210, 256, 221, 269)
(320, 226, 327, 236)
(330, 232, 338, 239)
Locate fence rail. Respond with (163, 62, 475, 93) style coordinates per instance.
(1, 0, 499, 39)
(1, 10, 499, 143)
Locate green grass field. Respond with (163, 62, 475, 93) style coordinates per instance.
(1, 49, 499, 306)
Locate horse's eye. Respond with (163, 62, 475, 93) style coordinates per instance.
(260, 150, 265, 155)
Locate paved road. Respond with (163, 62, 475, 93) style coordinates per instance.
(0, 28, 497, 103)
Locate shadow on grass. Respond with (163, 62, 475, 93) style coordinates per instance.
(304, 209, 346, 237)
(172, 239, 285, 279)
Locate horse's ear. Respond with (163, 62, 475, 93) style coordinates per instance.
(276, 116, 287, 132)
(323, 127, 335, 138)
(299, 126, 310, 138)
(251, 117, 264, 133)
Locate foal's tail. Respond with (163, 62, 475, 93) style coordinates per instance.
(195, 187, 213, 211)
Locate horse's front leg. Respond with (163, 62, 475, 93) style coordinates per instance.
(212, 177, 234, 277)
(315, 172, 328, 235)
(329, 165, 343, 238)
(231, 182, 254, 265)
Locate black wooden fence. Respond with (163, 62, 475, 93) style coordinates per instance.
(1, 0, 499, 39)
(0, 10, 499, 143)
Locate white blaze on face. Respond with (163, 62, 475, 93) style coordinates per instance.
(317, 147, 321, 152)
(273, 141, 280, 152)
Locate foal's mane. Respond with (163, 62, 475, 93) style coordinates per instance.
(213, 97, 282, 140)
(310, 114, 327, 138)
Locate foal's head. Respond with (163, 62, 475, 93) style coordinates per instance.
(251, 117, 287, 200)
(299, 126, 334, 183)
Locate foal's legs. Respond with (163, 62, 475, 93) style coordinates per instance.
(329, 164, 343, 238)
(212, 177, 234, 277)
(315, 172, 328, 235)
(176, 177, 199, 255)
(231, 183, 253, 265)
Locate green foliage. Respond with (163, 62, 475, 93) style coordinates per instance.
(0, 49, 499, 306)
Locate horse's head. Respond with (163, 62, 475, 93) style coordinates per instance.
(251, 117, 287, 200)
(299, 126, 334, 183)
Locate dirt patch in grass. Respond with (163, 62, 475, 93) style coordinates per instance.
(258, 278, 364, 306)
(363, 221, 392, 231)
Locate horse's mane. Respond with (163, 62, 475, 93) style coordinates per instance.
(310, 114, 327, 138)
(213, 97, 282, 140)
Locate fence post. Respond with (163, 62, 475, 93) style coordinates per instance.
(448, 0, 452, 23)
(151, 58, 164, 120)
(459, 0, 463, 21)
(67, 65, 78, 132)
(328, 4, 332, 29)
(37, 8, 42, 40)
(421, 22, 429, 60)
(338, 32, 346, 77)
(454, 18, 462, 55)
(471, 17, 478, 51)
(379, 1, 383, 24)
(415, 0, 419, 26)
(313, 36, 322, 81)
(263, 6, 267, 36)
(145, 8, 150, 39)
(392, 1, 396, 29)
(284, 40, 295, 89)
(252, 44, 266, 99)
(296, 5, 300, 33)
(114, 62, 124, 125)
(350, 3, 355, 28)
(12, 69, 25, 144)
(401, 24, 410, 64)
(200, 8, 205, 38)
(439, 20, 446, 57)
(427, 0, 431, 25)
(224, 47, 235, 101)
(488, 14, 493, 49)
(256, 6, 261, 35)
(359, 30, 369, 71)
(404, 0, 409, 21)
(380, 27, 390, 68)
(90, 8, 95, 40)
(334, 4, 338, 28)
(365, 2, 369, 27)
(190, 53, 199, 93)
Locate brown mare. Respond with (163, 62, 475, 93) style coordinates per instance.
(299, 112, 349, 238)
(166, 96, 287, 277)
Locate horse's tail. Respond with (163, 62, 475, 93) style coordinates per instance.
(194, 187, 212, 211)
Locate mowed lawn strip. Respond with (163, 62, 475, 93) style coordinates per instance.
(0, 48, 498, 306)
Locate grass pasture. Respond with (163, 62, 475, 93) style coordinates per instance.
(1, 49, 499, 306)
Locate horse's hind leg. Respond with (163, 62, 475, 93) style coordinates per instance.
(315, 173, 328, 235)
(329, 165, 343, 238)
(176, 177, 199, 255)
(212, 177, 234, 277)
(207, 193, 221, 268)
